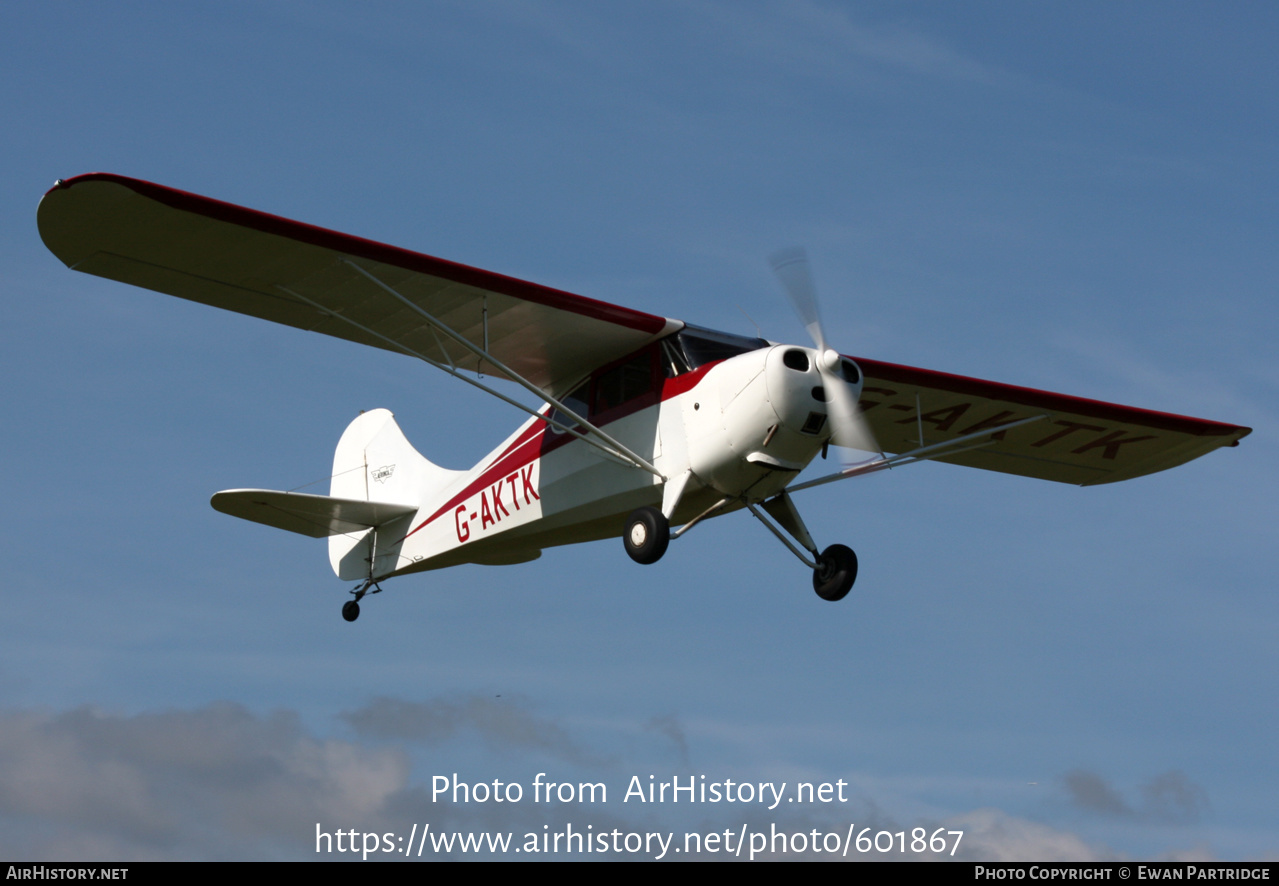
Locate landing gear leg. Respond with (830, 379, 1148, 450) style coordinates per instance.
(748, 496, 858, 603)
(812, 544, 858, 601)
(623, 506, 670, 564)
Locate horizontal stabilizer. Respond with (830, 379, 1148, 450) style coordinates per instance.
(211, 489, 416, 538)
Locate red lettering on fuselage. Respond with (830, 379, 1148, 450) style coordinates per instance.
(490, 481, 510, 518)
(446, 460, 541, 544)
(521, 464, 540, 504)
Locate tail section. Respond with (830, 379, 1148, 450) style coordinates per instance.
(328, 409, 464, 580)
(211, 409, 463, 582)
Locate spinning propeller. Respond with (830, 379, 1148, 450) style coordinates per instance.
(769, 247, 880, 457)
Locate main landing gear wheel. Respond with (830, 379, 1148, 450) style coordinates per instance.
(813, 544, 857, 601)
(623, 506, 670, 565)
(342, 600, 361, 622)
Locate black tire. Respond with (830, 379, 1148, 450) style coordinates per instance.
(623, 506, 670, 565)
(812, 544, 857, 601)
(342, 600, 361, 622)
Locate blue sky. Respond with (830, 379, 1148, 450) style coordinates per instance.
(2, 1, 1276, 861)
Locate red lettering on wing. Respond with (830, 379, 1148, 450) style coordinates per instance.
(894, 402, 971, 432)
(957, 410, 1023, 441)
(857, 387, 897, 413)
(1072, 430, 1158, 459)
(1031, 420, 1106, 448)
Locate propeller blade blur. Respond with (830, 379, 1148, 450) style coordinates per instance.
(770, 246, 880, 458)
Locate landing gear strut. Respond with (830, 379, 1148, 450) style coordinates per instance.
(342, 578, 383, 622)
(812, 544, 857, 601)
(623, 506, 670, 564)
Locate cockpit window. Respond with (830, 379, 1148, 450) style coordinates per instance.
(666, 325, 769, 373)
(548, 327, 767, 433)
(548, 348, 659, 433)
(593, 352, 654, 415)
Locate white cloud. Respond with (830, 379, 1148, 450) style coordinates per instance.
(949, 808, 1115, 862)
(0, 701, 1229, 861)
(0, 703, 409, 860)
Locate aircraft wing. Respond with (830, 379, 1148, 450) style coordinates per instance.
(38, 174, 680, 395)
(854, 357, 1250, 485)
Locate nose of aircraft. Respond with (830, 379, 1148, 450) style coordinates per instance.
(765, 345, 862, 440)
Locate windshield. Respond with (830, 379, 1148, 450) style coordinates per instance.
(664, 325, 769, 374)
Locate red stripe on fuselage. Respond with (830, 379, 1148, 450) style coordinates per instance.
(404, 358, 727, 540)
(405, 422, 547, 538)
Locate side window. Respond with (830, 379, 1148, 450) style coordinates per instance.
(548, 382, 589, 433)
(592, 352, 654, 416)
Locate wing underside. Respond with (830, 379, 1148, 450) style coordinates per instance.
(38, 174, 680, 395)
(854, 357, 1250, 485)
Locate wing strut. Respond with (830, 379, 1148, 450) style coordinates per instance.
(275, 281, 655, 475)
(786, 414, 1050, 494)
(669, 496, 733, 540)
(340, 259, 664, 479)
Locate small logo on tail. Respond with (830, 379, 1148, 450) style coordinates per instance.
(371, 465, 396, 483)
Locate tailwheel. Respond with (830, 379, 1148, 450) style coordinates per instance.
(342, 578, 382, 622)
(623, 506, 670, 565)
(813, 544, 857, 601)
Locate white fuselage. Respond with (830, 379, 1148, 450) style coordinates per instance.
(377, 344, 858, 579)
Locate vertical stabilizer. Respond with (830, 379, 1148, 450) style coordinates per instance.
(328, 409, 462, 579)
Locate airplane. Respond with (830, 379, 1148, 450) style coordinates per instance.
(37, 173, 1252, 622)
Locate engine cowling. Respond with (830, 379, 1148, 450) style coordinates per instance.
(683, 345, 863, 499)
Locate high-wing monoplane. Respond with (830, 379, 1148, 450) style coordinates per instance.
(38, 174, 1251, 621)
